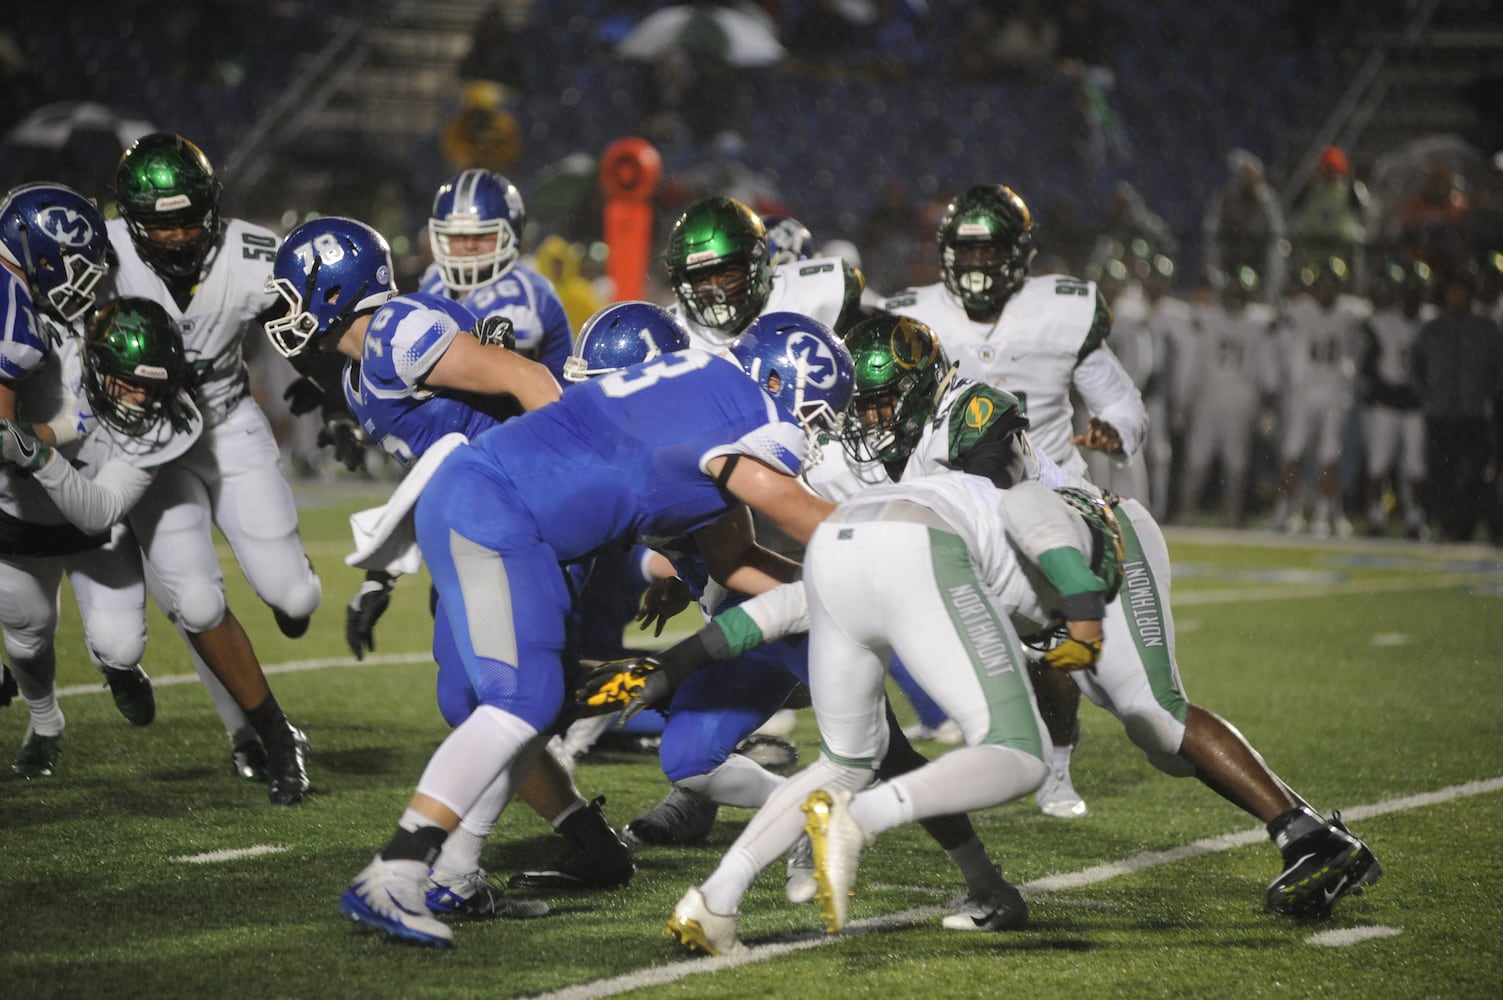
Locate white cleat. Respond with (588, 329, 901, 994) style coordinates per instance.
(667, 886, 748, 957)
(803, 789, 872, 933)
(941, 882, 1029, 932)
(339, 856, 455, 948)
(1036, 764, 1088, 819)
(785, 832, 817, 904)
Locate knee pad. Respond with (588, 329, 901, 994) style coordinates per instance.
(83, 609, 147, 670)
(175, 585, 227, 634)
(271, 571, 322, 620)
(3, 620, 56, 661)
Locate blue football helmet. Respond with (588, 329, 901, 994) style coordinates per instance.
(0, 183, 110, 323)
(728, 311, 854, 445)
(563, 300, 690, 382)
(264, 217, 397, 360)
(762, 215, 813, 268)
(429, 169, 526, 292)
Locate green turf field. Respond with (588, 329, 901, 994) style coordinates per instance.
(3, 486, 1501, 999)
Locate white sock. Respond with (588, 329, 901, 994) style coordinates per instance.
(850, 746, 1050, 835)
(678, 754, 785, 808)
(12, 649, 64, 735)
(700, 757, 869, 915)
(1049, 743, 1074, 773)
(415, 705, 539, 820)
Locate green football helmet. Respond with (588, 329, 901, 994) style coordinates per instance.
(841, 313, 953, 465)
(1054, 487, 1125, 602)
(115, 133, 222, 281)
(664, 196, 771, 336)
(83, 296, 197, 436)
(939, 184, 1035, 318)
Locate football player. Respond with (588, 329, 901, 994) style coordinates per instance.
(0, 182, 151, 777)
(621, 198, 863, 845)
(2, 296, 314, 804)
(878, 184, 1148, 819)
(108, 133, 324, 783)
(833, 318, 1380, 925)
(623, 477, 1113, 956)
(1358, 261, 1432, 537)
(420, 169, 573, 382)
(1270, 256, 1367, 537)
(333, 314, 852, 948)
(664, 196, 864, 352)
(266, 217, 635, 913)
(1176, 267, 1280, 527)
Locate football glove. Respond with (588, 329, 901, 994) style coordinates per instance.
(0, 418, 52, 474)
(282, 376, 325, 416)
(345, 571, 395, 661)
(576, 656, 672, 723)
(635, 576, 692, 638)
(473, 315, 516, 350)
(1042, 635, 1102, 671)
(318, 415, 367, 472)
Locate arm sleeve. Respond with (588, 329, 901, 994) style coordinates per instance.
(996, 481, 1107, 620)
(1072, 346, 1148, 458)
(31, 455, 152, 533)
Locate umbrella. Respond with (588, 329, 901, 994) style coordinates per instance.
(617, 2, 786, 67)
(5, 101, 156, 150)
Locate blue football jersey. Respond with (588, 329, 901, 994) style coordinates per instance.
(468, 349, 807, 562)
(0, 269, 50, 383)
(344, 292, 507, 466)
(419, 261, 572, 382)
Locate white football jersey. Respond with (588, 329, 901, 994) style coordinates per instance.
(1277, 293, 1367, 391)
(105, 218, 280, 425)
(672, 255, 857, 351)
(1363, 306, 1430, 390)
(880, 275, 1144, 475)
(1185, 300, 1279, 401)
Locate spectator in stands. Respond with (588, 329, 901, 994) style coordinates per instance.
(859, 178, 921, 296)
(1292, 146, 1369, 278)
(1400, 161, 1471, 273)
(1204, 149, 1287, 303)
(1411, 265, 1503, 542)
(459, 3, 528, 94)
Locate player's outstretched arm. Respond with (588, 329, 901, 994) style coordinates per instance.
(424, 332, 562, 411)
(711, 453, 836, 546)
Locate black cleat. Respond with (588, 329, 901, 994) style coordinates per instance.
(624, 787, 719, 847)
(104, 665, 156, 727)
(1266, 810, 1381, 919)
(734, 733, 798, 772)
(265, 725, 311, 805)
(12, 727, 62, 778)
(509, 796, 635, 891)
(230, 737, 269, 782)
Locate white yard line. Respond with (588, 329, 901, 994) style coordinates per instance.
(1307, 926, 1403, 947)
(530, 776, 1503, 1000)
(172, 845, 290, 864)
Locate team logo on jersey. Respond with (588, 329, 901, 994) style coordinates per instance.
(786, 330, 840, 388)
(964, 396, 994, 429)
(977, 345, 997, 363)
(38, 206, 95, 248)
